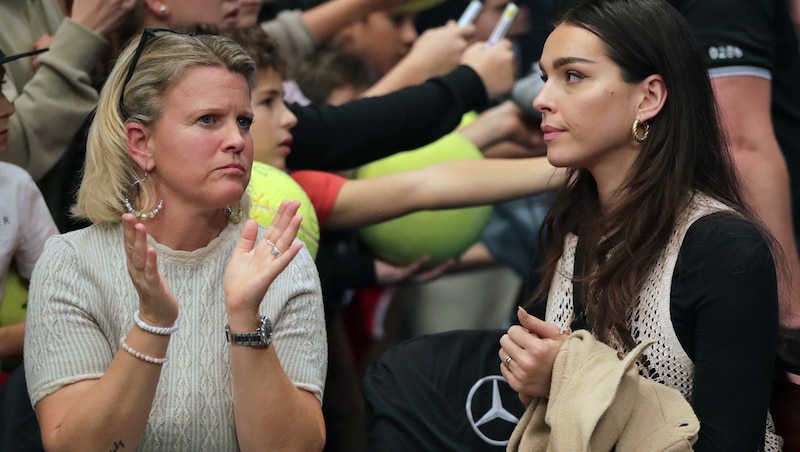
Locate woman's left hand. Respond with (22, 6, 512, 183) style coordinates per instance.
(224, 201, 304, 320)
(499, 307, 568, 404)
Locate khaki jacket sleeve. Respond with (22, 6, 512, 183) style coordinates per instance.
(3, 18, 107, 180)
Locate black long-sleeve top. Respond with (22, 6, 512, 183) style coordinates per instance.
(286, 65, 488, 171)
(670, 215, 778, 451)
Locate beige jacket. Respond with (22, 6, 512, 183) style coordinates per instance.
(507, 331, 699, 452)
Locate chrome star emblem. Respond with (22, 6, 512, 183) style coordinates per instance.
(465, 375, 521, 446)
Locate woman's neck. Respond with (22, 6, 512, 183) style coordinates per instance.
(591, 147, 639, 210)
(141, 207, 231, 251)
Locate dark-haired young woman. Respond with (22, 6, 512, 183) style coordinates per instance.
(499, 0, 781, 449)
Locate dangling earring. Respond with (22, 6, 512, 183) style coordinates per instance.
(124, 172, 164, 219)
(632, 118, 650, 143)
(158, 4, 167, 13)
(226, 205, 243, 224)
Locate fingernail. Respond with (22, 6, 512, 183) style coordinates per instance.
(517, 306, 527, 315)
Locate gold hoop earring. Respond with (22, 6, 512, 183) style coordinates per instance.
(124, 172, 164, 219)
(632, 118, 650, 143)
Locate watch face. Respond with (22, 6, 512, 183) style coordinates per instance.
(261, 317, 273, 345)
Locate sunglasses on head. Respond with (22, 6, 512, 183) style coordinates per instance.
(118, 28, 185, 119)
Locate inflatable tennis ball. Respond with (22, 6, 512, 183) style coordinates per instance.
(0, 267, 28, 327)
(354, 113, 492, 266)
(248, 161, 321, 259)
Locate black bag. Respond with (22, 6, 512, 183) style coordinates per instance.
(363, 329, 525, 452)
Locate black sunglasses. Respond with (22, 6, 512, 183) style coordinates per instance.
(118, 28, 184, 119)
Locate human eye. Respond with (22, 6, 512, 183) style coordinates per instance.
(238, 116, 253, 130)
(539, 69, 548, 82)
(259, 96, 276, 108)
(198, 114, 215, 125)
(388, 13, 406, 25)
(565, 70, 585, 83)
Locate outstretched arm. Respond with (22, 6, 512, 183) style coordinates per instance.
(286, 65, 489, 170)
(324, 101, 559, 229)
(361, 22, 476, 97)
(326, 155, 563, 229)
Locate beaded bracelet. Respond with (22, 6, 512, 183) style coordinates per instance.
(134, 310, 179, 336)
(120, 336, 168, 365)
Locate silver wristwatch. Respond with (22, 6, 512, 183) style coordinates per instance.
(225, 315, 273, 348)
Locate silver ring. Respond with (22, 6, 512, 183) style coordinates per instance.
(504, 355, 513, 369)
(266, 239, 282, 257)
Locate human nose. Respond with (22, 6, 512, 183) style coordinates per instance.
(279, 102, 297, 130)
(402, 19, 418, 45)
(532, 80, 552, 115)
(223, 119, 247, 153)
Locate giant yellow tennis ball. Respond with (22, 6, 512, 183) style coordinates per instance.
(248, 161, 321, 259)
(0, 266, 28, 327)
(354, 113, 492, 266)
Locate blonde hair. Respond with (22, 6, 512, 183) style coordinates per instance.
(72, 32, 256, 223)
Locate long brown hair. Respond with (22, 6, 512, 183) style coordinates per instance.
(530, 0, 754, 349)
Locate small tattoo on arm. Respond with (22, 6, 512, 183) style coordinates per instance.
(109, 440, 125, 451)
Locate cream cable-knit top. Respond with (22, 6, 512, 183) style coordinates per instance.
(545, 192, 781, 451)
(24, 222, 327, 451)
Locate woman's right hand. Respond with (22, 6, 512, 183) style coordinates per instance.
(122, 213, 179, 327)
(499, 307, 566, 403)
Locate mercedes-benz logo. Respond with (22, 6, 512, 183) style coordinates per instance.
(465, 375, 521, 447)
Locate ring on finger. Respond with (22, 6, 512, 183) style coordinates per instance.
(265, 239, 282, 257)
(504, 354, 513, 369)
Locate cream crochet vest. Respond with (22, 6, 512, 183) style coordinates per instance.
(544, 192, 781, 450)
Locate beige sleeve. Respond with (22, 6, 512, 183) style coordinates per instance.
(2, 18, 108, 180)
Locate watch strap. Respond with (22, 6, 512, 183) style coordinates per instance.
(225, 315, 272, 347)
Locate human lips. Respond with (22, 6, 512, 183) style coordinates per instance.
(223, 7, 240, 26)
(278, 137, 293, 155)
(541, 124, 564, 141)
(218, 162, 247, 176)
